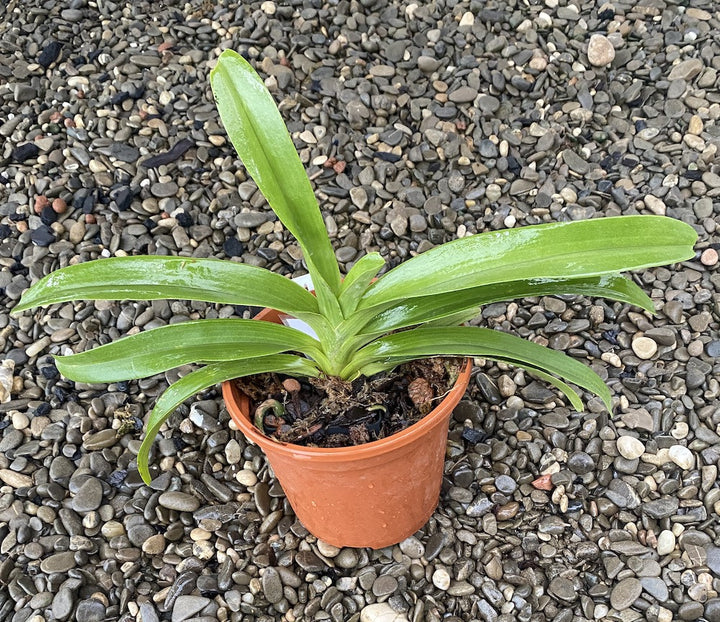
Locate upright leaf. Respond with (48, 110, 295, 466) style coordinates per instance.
(210, 50, 341, 294)
(338, 253, 385, 315)
(359, 216, 697, 309)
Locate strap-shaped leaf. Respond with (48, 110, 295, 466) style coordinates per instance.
(338, 253, 385, 316)
(55, 319, 323, 382)
(359, 274, 653, 335)
(137, 355, 320, 484)
(210, 50, 341, 294)
(347, 326, 612, 410)
(12, 256, 320, 318)
(359, 216, 697, 309)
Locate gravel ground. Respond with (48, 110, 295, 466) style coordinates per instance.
(1, 0, 719, 621)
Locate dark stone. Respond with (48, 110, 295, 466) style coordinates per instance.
(30, 225, 55, 247)
(176, 211, 193, 227)
(38, 41, 63, 68)
(223, 237, 244, 257)
(141, 138, 194, 168)
(111, 143, 140, 163)
(12, 143, 40, 163)
(40, 206, 58, 226)
(114, 186, 134, 211)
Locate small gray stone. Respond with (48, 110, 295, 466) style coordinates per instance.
(372, 574, 398, 597)
(150, 182, 180, 198)
(172, 595, 210, 622)
(261, 567, 283, 604)
(158, 492, 200, 512)
(448, 86, 478, 103)
(76, 599, 106, 622)
(40, 551, 76, 573)
(549, 577, 577, 602)
(52, 588, 75, 621)
(640, 577, 669, 602)
(642, 497, 679, 519)
(72, 477, 103, 512)
(610, 577, 642, 610)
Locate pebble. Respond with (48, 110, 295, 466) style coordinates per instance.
(158, 492, 200, 512)
(261, 567, 283, 604)
(432, 568, 451, 590)
(72, 477, 103, 512)
(657, 530, 676, 555)
(632, 336, 657, 359)
(587, 34, 615, 66)
(610, 578, 643, 610)
(668, 445, 694, 470)
(617, 436, 645, 460)
(360, 603, 408, 622)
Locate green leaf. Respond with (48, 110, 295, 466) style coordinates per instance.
(359, 216, 697, 309)
(136, 355, 320, 484)
(348, 326, 612, 411)
(12, 256, 321, 320)
(55, 319, 324, 382)
(359, 274, 653, 335)
(338, 253, 385, 316)
(210, 50, 341, 294)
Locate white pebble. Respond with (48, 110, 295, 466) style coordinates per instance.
(656, 530, 676, 555)
(587, 34, 615, 67)
(432, 568, 451, 590)
(236, 469, 258, 486)
(459, 11, 474, 28)
(632, 336, 657, 360)
(260, 1, 276, 15)
(668, 445, 694, 470)
(617, 436, 645, 460)
(671, 421, 689, 439)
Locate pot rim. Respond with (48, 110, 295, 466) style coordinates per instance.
(222, 358, 472, 463)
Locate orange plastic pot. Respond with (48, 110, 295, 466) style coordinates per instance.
(222, 307, 472, 549)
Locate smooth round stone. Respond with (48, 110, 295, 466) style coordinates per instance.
(568, 451, 595, 474)
(587, 34, 615, 66)
(668, 445, 694, 470)
(150, 181, 179, 198)
(72, 477, 103, 512)
(372, 574, 398, 597)
(261, 567, 283, 604)
(158, 491, 200, 512)
(617, 436, 645, 460)
(76, 598, 106, 622)
(705, 599, 720, 622)
(632, 337, 658, 359)
(549, 577, 577, 602)
(657, 530, 676, 555)
(316, 540, 341, 557)
(495, 474, 517, 494)
(172, 596, 210, 621)
(40, 551, 76, 573)
(360, 603, 409, 622)
(142, 534, 166, 555)
(398, 536, 424, 559)
(335, 548, 359, 569)
(610, 577, 642, 610)
(432, 568, 451, 590)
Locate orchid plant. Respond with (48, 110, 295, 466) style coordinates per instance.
(14, 50, 697, 483)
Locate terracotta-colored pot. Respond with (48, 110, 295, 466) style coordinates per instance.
(222, 307, 472, 549)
